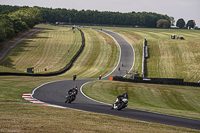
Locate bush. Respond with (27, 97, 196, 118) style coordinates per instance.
(157, 19, 170, 28)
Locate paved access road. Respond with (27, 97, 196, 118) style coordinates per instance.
(32, 29, 200, 130)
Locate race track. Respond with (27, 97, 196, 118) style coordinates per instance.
(32, 29, 200, 130)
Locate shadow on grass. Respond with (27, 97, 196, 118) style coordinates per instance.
(0, 40, 36, 69)
(0, 27, 53, 70)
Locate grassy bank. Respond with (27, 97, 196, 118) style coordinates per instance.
(103, 27, 200, 82)
(57, 28, 119, 79)
(0, 24, 80, 73)
(1, 102, 199, 133)
(82, 80, 200, 120)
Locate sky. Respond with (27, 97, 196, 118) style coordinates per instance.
(0, 0, 199, 26)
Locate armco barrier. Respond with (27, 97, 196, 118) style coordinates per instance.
(112, 76, 200, 87)
(0, 28, 85, 76)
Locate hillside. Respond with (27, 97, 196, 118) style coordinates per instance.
(104, 27, 200, 82)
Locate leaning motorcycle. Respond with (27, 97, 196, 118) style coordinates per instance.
(65, 91, 76, 103)
(111, 98, 128, 110)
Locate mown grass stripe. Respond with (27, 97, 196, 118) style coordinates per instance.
(104, 27, 200, 82)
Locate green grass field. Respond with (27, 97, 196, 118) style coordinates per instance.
(0, 24, 80, 73)
(0, 25, 200, 132)
(103, 27, 200, 82)
(57, 28, 119, 79)
(82, 80, 200, 120)
(2, 102, 198, 133)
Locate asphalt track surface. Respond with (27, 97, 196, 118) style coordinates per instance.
(32, 29, 200, 130)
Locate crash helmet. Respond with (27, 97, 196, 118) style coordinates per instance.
(124, 91, 127, 94)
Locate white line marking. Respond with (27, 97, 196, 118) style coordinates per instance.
(80, 81, 112, 106)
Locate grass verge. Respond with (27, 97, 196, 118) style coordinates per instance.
(82, 80, 200, 120)
(0, 102, 199, 133)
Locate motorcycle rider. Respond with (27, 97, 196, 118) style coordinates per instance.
(65, 86, 78, 103)
(112, 91, 129, 109)
(117, 91, 129, 101)
(73, 75, 77, 81)
(68, 86, 78, 95)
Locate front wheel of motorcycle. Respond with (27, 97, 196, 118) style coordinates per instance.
(65, 99, 68, 103)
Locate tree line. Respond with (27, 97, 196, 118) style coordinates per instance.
(39, 8, 172, 28)
(1, 5, 172, 27)
(176, 18, 196, 29)
(0, 6, 41, 43)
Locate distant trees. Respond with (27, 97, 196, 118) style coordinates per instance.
(176, 18, 196, 29)
(37, 7, 171, 28)
(170, 17, 175, 26)
(0, 5, 21, 14)
(176, 18, 185, 28)
(0, 5, 172, 28)
(157, 19, 170, 28)
(186, 20, 196, 29)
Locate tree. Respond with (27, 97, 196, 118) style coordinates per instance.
(176, 18, 185, 28)
(157, 19, 170, 28)
(0, 6, 41, 43)
(0, 14, 15, 43)
(0, 22, 7, 42)
(9, 12, 29, 34)
(186, 20, 196, 29)
(170, 17, 175, 26)
(29, 7, 42, 25)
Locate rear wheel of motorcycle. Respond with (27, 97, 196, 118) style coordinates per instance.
(111, 104, 114, 110)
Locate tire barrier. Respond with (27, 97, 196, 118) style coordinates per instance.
(142, 39, 148, 78)
(0, 28, 85, 76)
(112, 76, 200, 87)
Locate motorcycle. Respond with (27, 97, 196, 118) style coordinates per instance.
(111, 98, 128, 110)
(65, 91, 77, 103)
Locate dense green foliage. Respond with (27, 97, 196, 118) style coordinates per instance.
(0, 5, 171, 28)
(40, 9, 171, 27)
(157, 19, 170, 28)
(0, 7, 41, 43)
(176, 18, 185, 28)
(186, 20, 196, 29)
(0, 5, 22, 14)
(176, 18, 197, 29)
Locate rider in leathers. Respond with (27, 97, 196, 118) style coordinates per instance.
(113, 91, 129, 109)
(66, 86, 78, 102)
(117, 91, 129, 102)
(68, 86, 78, 95)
